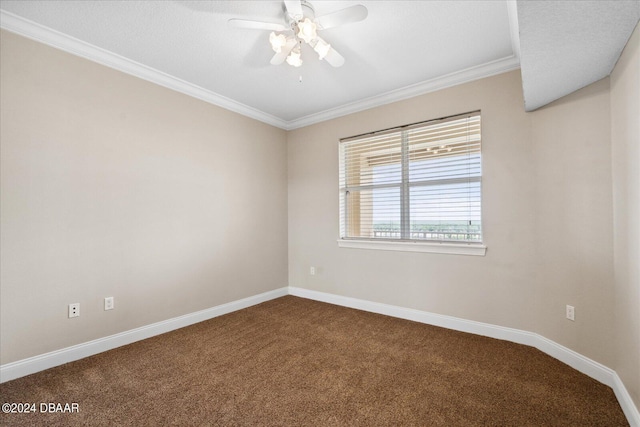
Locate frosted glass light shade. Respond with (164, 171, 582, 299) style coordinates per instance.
(286, 50, 303, 67)
(297, 18, 317, 43)
(313, 38, 331, 60)
(269, 32, 287, 53)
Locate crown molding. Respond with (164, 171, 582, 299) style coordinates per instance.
(1, 9, 520, 132)
(285, 54, 520, 130)
(506, 0, 521, 60)
(0, 10, 289, 130)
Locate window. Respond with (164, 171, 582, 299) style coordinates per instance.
(339, 111, 484, 254)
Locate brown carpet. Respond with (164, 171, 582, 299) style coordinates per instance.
(0, 296, 628, 426)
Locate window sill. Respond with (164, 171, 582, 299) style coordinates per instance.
(337, 239, 487, 256)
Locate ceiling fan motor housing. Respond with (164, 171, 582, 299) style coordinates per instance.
(287, 0, 315, 25)
(230, 0, 365, 68)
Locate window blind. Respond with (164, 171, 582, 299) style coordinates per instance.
(339, 111, 482, 243)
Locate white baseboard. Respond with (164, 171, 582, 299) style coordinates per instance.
(0, 287, 288, 384)
(2, 285, 637, 426)
(288, 286, 639, 427)
(613, 373, 640, 427)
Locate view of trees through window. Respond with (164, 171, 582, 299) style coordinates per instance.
(340, 113, 482, 243)
(371, 155, 481, 241)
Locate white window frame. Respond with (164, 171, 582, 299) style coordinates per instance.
(338, 112, 486, 256)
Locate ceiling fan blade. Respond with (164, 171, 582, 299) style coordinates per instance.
(228, 19, 286, 32)
(270, 39, 297, 65)
(323, 46, 345, 68)
(284, 0, 303, 20)
(315, 4, 368, 30)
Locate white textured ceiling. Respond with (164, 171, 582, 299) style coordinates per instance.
(0, 0, 518, 129)
(518, 0, 639, 112)
(0, 1, 637, 128)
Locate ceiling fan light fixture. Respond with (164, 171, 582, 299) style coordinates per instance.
(269, 32, 288, 53)
(297, 18, 317, 43)
(231, 1, 367, 68)
(313, 38, 331, 60)
(286, 49, 303, 67)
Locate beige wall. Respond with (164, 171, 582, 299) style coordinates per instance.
(289, 70, 538, 330)
(611, 22, 640, 410)
(1, 20, 636, 412)
(531, 78, 614, 365)
(288, 69, 618, 370)
(0, 31, 288, 364)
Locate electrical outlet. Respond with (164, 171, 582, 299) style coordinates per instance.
(104, 297, 114, 311)
(68, 303, 80, 318)
(310, 266, 316, 276)
(566, 305, 575, 321)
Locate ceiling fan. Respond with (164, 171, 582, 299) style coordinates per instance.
(228, 0, 368, 68)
